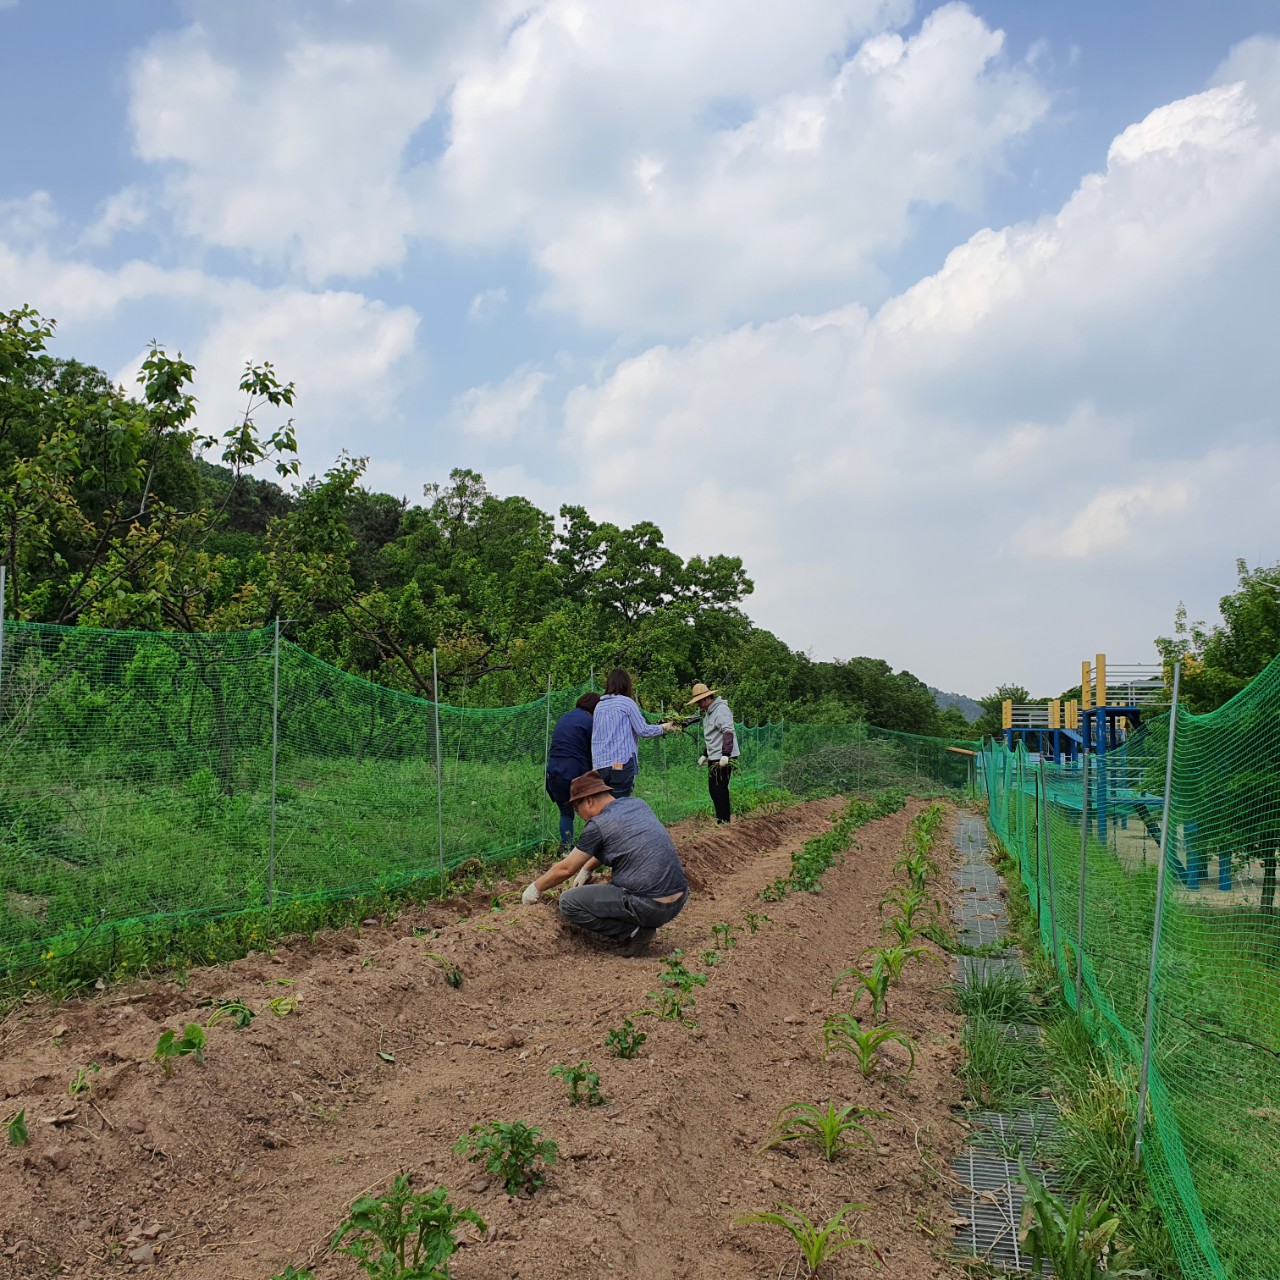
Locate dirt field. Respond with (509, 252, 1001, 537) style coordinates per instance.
(0, 798, 969, 1280)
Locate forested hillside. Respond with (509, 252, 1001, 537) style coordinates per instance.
(0, 305, 971, 733)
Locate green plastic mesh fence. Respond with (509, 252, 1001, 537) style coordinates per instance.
(984, 661, 1280, 1280)
(0, 620, 974, 979)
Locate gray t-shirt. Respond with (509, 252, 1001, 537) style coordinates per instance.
(577, 797, 688, 899)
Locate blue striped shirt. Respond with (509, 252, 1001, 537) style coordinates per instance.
(591, 694, 665, 769)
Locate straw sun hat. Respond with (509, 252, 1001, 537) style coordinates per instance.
(687, 682, 718, 705)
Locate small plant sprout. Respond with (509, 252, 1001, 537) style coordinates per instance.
(737, 1202, 874, 1275)
(711, 922, 742, 950)
(330, 1173, 485, 1279)
(865, 943, 941, 984)
(7, 1109, 29, 1148)
(205, 997, 255, 1028)
(269, 996, 300, 1016)
(820, 1013, 918, 1078)
(744, 910, 771, 934)
(604, 1018, 647, 1059)
(1018, 1158, 1133, 1279)
(270, 1268, 314, 1280)
(699, 948, 722, 967)
(659, 951, 709, 994)
(550, 1060, 604, 1107)
(425, 952, 463, 988)
(759, 1101, 887, 1161)
(68, 1064, 100, 1096)
(831, 962, 890, 1021)
(640, 988, 698, 1026)
(454, 1120, 558, 1196)
(151, 1023, 207, 1077)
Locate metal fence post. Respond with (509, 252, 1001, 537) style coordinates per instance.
(1040, 758, 1059, 968)
(268, 617, 280, 910)
(542, 674, 552, 844)
(1032, 763, 1043, 932)
(1136, 662, 1182, 1158)
(433, 649, 445, 888)
(0, 564, 6, 715)
(1075, 752, 1091, 1009)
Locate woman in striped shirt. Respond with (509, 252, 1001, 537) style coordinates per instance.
(590, 668, 678, 798)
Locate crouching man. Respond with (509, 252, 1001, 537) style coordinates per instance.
(521, 770, 688, 956)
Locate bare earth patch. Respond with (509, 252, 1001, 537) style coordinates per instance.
(0, 798, 970, 1280)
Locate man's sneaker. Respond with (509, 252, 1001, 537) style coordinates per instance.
(621, 927, 656, 958)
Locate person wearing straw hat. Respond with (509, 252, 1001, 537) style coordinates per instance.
(688, 682, 739, 824)
(519, 770, 688, 956)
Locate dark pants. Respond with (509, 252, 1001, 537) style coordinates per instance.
(597, 758, 637, 799)
(708, 761, 733, 823)
(559, 883, 687, 942)
(545, 774, 575, 846)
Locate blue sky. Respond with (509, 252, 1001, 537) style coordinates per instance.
(3, 1, 1279, 695)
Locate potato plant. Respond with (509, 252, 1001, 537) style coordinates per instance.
(454, 1121, 558, 1196)
(151, 1022, 206, 1077)
(659, 950, 709, 993)
(549, 1060, 604, 1107)
(604, 1018, 647, 1059)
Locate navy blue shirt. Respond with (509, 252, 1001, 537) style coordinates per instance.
(547, 707, 595, 780)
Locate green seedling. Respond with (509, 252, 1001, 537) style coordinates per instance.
(744, 911, 771, 934)
(831, 962, 890, 1021)
(269, 1269, 314, 1280)
(820, 1013, 917, 1078)
(865, 943, 940, 984)
(549, 1060, 604, 1107)
(68, 1063, 100, 1096)
(894, 850, 939, 890)
(425, 952, 463, 988)
(759, 1101, 887, 1161)
(699, 948, 721, 967)
(711, 922, 742, 950)
(205, 997, 255, 1028)
(331, 1172, 485, 1279)
(604, 1018, 647, 1059)
(8, 1109, 29, 1148)
(454, 1120, 558, 1196)
(151, 1022, 207, 1077)
(659, 951, 709, 994)
(878, 884, 937, 929)
(737, 1202, 874, 1275)
(1018, 1158, 1135, 1279)
(269, 996, 300, 1017)
(640, 988, 698, 1026)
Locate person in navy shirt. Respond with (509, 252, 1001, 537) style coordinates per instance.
(545, 692, 601, 848)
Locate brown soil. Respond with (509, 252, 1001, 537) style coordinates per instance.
(0, 798, 970, 1280)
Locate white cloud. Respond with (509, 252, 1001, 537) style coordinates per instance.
(0, 191, 58, 241)
(467, 286, 508, 322)
(448, 364, 549, 442)
(81, 188, 151, 247)
(553, 39, 1280, 691)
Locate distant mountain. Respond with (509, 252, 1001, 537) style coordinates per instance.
(929, 687, 983, 723)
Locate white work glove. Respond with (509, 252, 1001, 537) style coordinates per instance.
(570, 865, 593, 888)
(521, 883, 541, 905)
(697, 755, 708, 767)
(718, 757, 732, 770)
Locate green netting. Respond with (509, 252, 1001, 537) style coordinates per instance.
(984, 658, 1280, 1280)
(0, 620, 974, 978)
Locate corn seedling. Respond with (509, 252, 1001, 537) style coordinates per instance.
(549, 1060, 604, 1107)
(879, 885, 938, 930)
(744, 910, 771, 934)
(425, 952, 463, 988)
(640, 988, 698, 1026)
(865, 943, 940, 984)
(737, 1202, 873, 1275)
(454, 1120, 558, 1196)
(659, 950, 709, 993)
(68, 1063, 100, 1096)
(1018, 1158, 1133, 1279)
(205, 997, 255, 1028)
(831, 962, 890, 1021)
(820, 1013, 917, 1078)
(711, 922, 741, 950)
(604, 1017, 647, 1059)
(330, 1173, 485, 1279)
(894, 849, 939, 890)
(7, 1109, 28, 1147)
(151, 1022, 206, 1077)
(759, 1101, 887, 1161)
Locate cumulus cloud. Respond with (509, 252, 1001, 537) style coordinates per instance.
(555, 39, 1280, 690)
(467, 286, 508, 322)
(448, 364, 549, 442)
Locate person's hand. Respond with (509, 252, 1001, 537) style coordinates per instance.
(570, 865, 593, 888)
(718, 756, 732, 770)
(697, 755, 708, 767)
(521, 883, 541, 905)
(661, 722, 677, 733)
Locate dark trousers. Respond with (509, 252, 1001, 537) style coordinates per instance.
(546, 774, 576, 846)
(708, 761, 732, 823)
(597, 758, 637, 799)
(558, 883, 687, 942)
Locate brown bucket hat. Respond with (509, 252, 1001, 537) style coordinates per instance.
(687, 682, 718, 705)
(569, 770, 614, 805)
